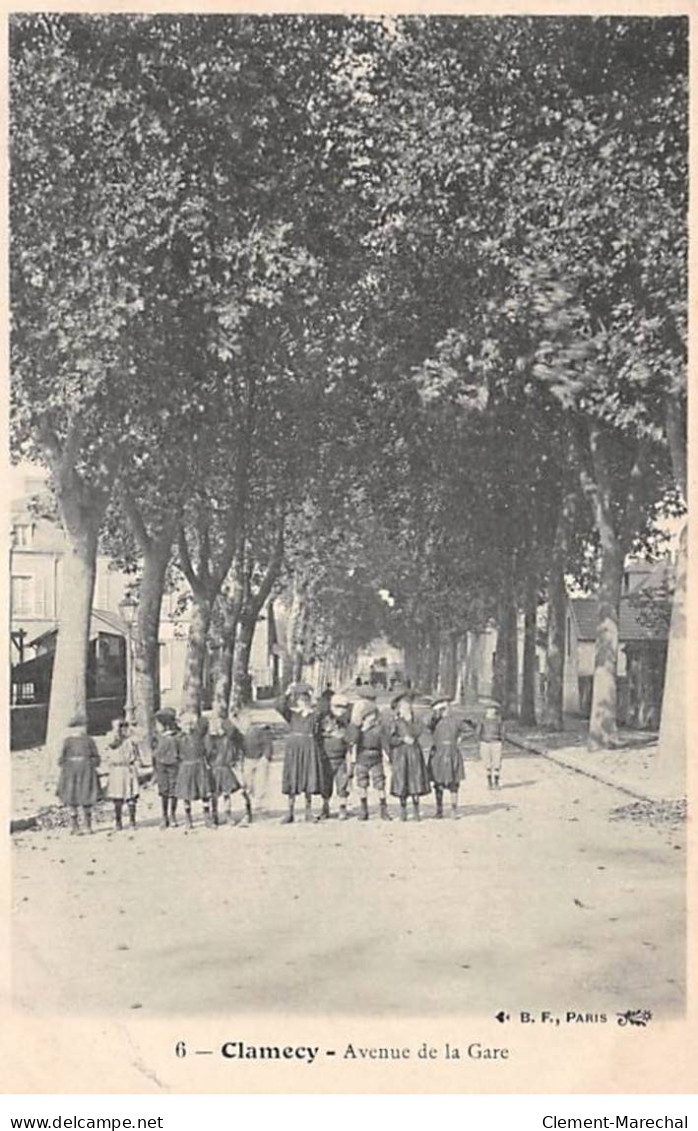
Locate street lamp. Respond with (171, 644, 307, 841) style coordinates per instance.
(119, 594, 138, 725)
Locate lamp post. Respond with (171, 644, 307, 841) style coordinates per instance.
(119, 594, 138, 725)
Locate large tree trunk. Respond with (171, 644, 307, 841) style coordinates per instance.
(132, 541, 169, 750)
(588, 525, 624, 749)
(210, 572, 245, 717)
(494, 563, 518, 718)
(520, 576, 538, 726)
(654, 393, 687, 795)
(403, 631, 420, 689)
(654, 521, 686, 796)
(504, 598, 519, 719)
(46, 513, 101, 759)
(284, 571, 310, 689)
(454, 635, 467, 703)
(575, 421, 651, 749)
(493, 599, 508, 708)
(437, 632, 458, 699)
(211, 634, 235, 718)
(542, 487, 576, 730)
(424, 628, 440, 694)
(464, 631, 483, 702)
(120, 496, 178, 749)
(181, 593, 212, 715)
(543, 565, 567, 731)
(43, 437, 108, 762)
(229, 526, 283, 708)
(177, 513, 248, 715)
(231, 613, 257, 710)
(291, 647, 304, 685)
(495, 566, 519, 719)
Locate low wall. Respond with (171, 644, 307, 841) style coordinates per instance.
(10, 704, 47, 751)
(10, 696, 125, 751)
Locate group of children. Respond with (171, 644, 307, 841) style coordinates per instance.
(277, 685, 505, 824)
(55, 708, 273, 834)
(150, 707, 274, 830)
(54, 687, 504, 833)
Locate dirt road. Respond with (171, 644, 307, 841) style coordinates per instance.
(11, 742, 685, 1018)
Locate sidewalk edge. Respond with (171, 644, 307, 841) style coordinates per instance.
(505, 734, 666, 804)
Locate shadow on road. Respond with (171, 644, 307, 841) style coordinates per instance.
(460, 802, 513, 817)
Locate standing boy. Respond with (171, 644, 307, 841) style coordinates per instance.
(348, 701, 391, 821)
(477, 700, 505, 789)
(153, 708, 181, 828)
(425, 698, 467, 818)
(242, 721, 274, 813)
(317, 693, 351, 820)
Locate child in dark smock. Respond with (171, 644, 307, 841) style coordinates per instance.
(56, 714, 101, 835)
(425, 698, 467, 819)
(175, 714, 215, 829)
(206, 713, 252, 826)
(279, 689, 324, 825)
(153, 708, 181, 829)
(386, 690, 430, 821)
(104, 718, 144, 830)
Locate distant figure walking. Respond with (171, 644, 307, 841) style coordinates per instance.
(56, 714, 101, 835)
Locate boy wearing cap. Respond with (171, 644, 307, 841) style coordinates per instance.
(425, 698, 467, 818)
(477, 700, 505, 788)
(348, 701, 391, 821)
(317, 693, 351, 820)
(241, 721, 273, 813)
(153, 708, 182, 829)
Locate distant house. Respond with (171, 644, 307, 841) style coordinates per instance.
(565, 560, 672, 727)
(12, 609, 129, 707)
(9, 470, 285, 718)
(10, 486, 133, 706)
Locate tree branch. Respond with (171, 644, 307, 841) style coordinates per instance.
(247, 517, 285, 620)
(665, 392, 687, 503)
(120, 487, 152, 554)
(621, 441, 653, 548)
(570, 415, 606, 533)
(177, 526, 200, 591)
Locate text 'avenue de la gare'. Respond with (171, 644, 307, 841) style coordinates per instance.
(216, 1042, 510, 1063)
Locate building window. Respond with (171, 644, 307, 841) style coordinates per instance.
(96, 569, 109, 610)
(11, 575, 35, 617)
(13, 524, 33, 548)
